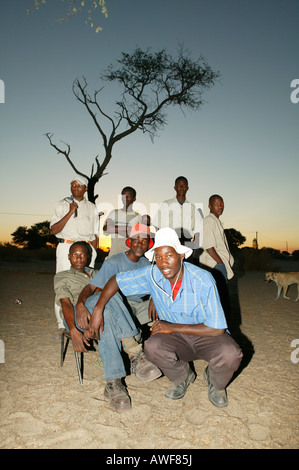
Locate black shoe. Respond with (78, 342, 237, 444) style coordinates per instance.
(203, 366, 228, 408)
(165, 367, 196, 400)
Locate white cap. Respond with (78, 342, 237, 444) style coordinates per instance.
(70, 175, 88, 186)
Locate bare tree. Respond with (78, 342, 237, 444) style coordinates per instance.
(46, 47, 220, 202)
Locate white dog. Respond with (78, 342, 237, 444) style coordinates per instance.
(265, 272, 299, 301)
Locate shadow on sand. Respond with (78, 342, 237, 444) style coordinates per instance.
(209, 267, 255, 384)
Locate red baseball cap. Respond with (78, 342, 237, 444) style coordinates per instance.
(126, 223, 154, 249)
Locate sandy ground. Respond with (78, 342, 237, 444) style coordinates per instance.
(0, 259, 298, 450)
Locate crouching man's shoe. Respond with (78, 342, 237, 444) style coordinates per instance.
(165, 367, 196, 400)
(104, 379, 131, 411)
(203, 366, 228, 408)
(130, 350, 162, 382)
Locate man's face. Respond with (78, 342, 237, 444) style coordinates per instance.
(209, 197, 224, 218)
(174, 178, 188, 199)
(130, 235, 150, 258)
(155, 246, 184, 283)
(121, 189, 135, 209)
(68, 245, 89, 271)
(71, 181, 87, 200)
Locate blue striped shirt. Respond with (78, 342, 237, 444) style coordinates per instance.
(116, 262, 227, 329)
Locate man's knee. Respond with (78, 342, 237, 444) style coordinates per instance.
(144, 334, 163, 361)
(221, 338, 243, 370)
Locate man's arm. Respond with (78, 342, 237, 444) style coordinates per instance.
(188, 232, 200, 250)
(148, 297, 158, 322)
(59, 298, 90, 352)
(76, 283, 98, 329)
(103, 218, 129, 238)
(90, 235, 99, 252)
(51, 202, 78, 235)
(206, 247, 224, 264)
(86, 275, 119, 340)
(103, 218, 117, 235)
(150, 320, 225, 337)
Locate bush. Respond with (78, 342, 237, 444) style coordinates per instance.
(239, 247, 274, 272)
(0, 243, 108, 264)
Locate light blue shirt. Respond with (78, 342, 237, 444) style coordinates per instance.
(116, 262, 227, 329)
(91, 252, 150, 302)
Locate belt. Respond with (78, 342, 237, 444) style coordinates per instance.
(57, 238, 93, 245)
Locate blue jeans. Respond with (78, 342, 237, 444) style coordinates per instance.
(213, 263, 228, 283)
(72, 292, 139, 381)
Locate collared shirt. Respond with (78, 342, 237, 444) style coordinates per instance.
(153, 196, 203, 247)
(103, 209, 141, 238)
(104, 208, 141, 256)
(54, 266, 98, 306)
(50, 197, 99, 241)
(116, 262, 227, 329)
(200, 213, 234, 279)
(90, 252, 150, 302)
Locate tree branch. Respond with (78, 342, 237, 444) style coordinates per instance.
(45, 132, 89, 181)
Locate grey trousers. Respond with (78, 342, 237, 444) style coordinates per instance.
(144, 332, 243, 390)
(127, 299, 150, 326)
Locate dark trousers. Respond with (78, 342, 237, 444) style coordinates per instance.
(144, 332, 243, 389)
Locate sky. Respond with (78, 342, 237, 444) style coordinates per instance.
(0, 0, 298, 253)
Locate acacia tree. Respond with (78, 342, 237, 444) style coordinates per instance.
(27, 0, 108, 33)
(46, 47, 220, 202)
(224, 228, 246, 253)
(11, 221, 57, 249)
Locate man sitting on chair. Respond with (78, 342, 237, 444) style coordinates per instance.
(54, 241, 98, 352)
(54, 238, 160, 411)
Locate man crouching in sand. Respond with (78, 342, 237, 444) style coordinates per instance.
(85, 228, 243, 408)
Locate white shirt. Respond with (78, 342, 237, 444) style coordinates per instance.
(200, 213, 234, 279)
(153, 196, 203, 247)
(50, 197, 99, 241)
(103, 208, 141, 256)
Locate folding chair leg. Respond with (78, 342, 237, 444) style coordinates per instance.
(61, 333, 70, 366)
(74, 351, 83, 385)
(60, 329, 84, 384)
(60, 333, 64, 366)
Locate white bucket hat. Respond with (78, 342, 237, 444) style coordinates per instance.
(144, 227, 193, 261)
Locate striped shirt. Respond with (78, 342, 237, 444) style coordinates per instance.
(116, 262, 227, 329)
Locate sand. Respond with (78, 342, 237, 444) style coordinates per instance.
(0, 259, 298, 449)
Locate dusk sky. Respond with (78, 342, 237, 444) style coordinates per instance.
(0, 0, 298, 252)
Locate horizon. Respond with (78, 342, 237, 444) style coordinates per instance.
(1, 1, 298, 253)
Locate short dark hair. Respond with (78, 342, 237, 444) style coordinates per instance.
(121, 186, 136, 198)
(209, 194, 223, 205)
(69, 241, 92, 266)
(175, 176, 188, 186)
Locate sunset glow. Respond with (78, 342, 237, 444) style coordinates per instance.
(98, 236, 111, 252)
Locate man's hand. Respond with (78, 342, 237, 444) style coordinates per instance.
(70, 328, 90, 352)
(69, 201, 78, 215)
(76, 303, 91, 329)
(150, 320, 174, 336)
(85, 306, 104, 340)
(206, 247, 223, 265)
